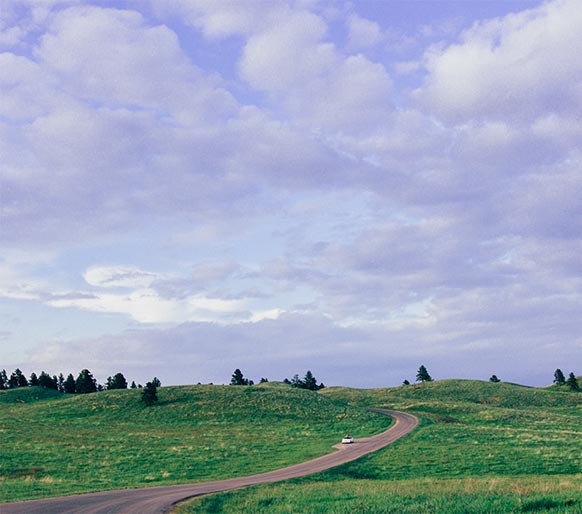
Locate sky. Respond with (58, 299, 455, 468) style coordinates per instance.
(1, 0, 581, 388)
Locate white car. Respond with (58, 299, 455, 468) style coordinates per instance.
(341, 435, 354, 444)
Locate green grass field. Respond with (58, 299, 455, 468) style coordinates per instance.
(0, 382, 389, 502)
(177, 380, 581, 513)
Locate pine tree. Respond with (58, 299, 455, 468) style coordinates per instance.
(0, 369, 8, 390)
(553, 369, 566, 386)
(75, 369, 97, 394)
(290, 374, 303, 388)
(303, 370, 318, 391)
(416, 365, 433, 383)
(130, 381, 137, 389)
(9, 368, 28, 388)
(64, 373, 76, 393)
(566, 372, 579, 391)
(107, 373, 128, 390)
(39, 371, 58, 390)
(230, 369, 251, 385)
(29, 372, 39, 386)
(141, 381, 158, 406)
(58, 373, 65, 392)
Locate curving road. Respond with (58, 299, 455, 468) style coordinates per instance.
(1, 409, 418, 514)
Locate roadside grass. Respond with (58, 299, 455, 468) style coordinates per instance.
(176, 476, 581, 514)
(0, 383, 389, 502)
(177, 380, 581, 513)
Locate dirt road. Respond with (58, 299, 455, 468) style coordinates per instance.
(1, 409, 418, 514)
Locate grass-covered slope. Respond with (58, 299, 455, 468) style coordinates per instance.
(179, 380, 581, 514)
(0, 383, 389, 502)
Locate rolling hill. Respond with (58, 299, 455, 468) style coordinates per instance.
(0, 382, 389, 502)
(177, 379, 582, 513)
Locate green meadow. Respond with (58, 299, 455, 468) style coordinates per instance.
(1, 379, 580, 512)
(177, 380, 581, 513)
(0, 382, 389, 502)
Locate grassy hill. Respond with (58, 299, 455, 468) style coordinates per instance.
(176, 380, 581, 514)
(0, 383, 389, 502)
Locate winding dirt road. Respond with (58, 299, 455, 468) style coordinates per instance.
(1, 409, 418, 514)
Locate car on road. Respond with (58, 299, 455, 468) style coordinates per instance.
(341, 434, 354, 444)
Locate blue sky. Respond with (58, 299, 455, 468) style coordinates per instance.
(1, 0, 580, 387)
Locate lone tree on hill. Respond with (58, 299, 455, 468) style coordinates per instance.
(416, 365, 433, 383)
(489, 375, 501, 383)
(230, 369, 253, 386)
(402, 379, 411, 386)
(553, 369, 566, 386)
(566, 372, 579, 391)
(75, 369, 97, 394)
(141, 381, 158, 406)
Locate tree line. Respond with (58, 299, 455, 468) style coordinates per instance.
(0, 367, 127, 393)
(2, 365, 579, 395)
(0, 368, 164, 394)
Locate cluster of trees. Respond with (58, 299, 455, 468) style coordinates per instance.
(0, 368, 163, 395)
(0, 367, 129, 393)
(229, 369, 324, 391)
(1, 367, 162, 407)
(553, 369, 579, 391)
(283, 370, 325, 391)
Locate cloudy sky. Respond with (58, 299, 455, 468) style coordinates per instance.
(1, 0, 581, 388)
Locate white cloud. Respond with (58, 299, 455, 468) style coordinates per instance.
(416, 0, 582, 123)
(346, 13, 383, 50)
(152, 0, 287, 39)
(239, 9, 393, 135)
(47, 288, 246, 324)
(239, 10, 332, 92)
(84, 266, 158, 289)
(47, 263, 291, 324)
(35, 5, 237, 122)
